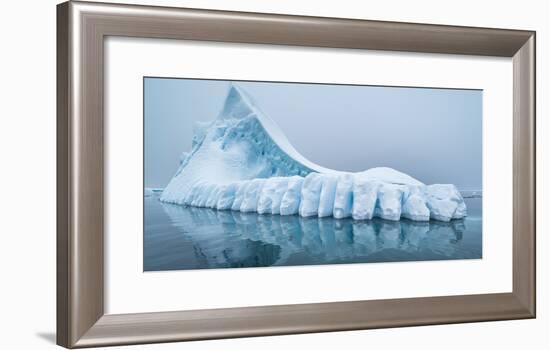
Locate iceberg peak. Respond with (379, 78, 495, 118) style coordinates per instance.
(218, 83, 260, 120)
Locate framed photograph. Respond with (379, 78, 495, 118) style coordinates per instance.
(57, 1, 535, 348)
(143, 78, 483, 271)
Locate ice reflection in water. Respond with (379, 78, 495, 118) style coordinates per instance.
(144, 195, 482, 271)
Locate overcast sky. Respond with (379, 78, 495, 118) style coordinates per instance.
(144, 78, 482, 191)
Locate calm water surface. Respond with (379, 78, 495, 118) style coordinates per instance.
(144, 193, 482, 271)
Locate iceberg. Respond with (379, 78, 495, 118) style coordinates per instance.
(160, 83, 467, 222)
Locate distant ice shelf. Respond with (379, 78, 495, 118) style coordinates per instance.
(459, 190, 483, 199)
(160, 83, 468, 222)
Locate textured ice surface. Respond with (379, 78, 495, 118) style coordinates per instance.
(425, 184, 468, 221)
(299, 173, 323, 217)
(160, 83, 467, 222)
(333, 173, 354, 219)
(280, 176, 304, 215)
(351, 177, 379, 220)
(318, 175, 337, 217)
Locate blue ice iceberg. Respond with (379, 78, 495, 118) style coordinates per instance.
(160, 84, 467, 222)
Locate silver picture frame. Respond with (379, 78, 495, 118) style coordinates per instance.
(57, 1, 535, 347)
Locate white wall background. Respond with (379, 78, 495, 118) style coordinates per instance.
(0, 0, 545, 349)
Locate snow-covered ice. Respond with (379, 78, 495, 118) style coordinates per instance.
(160, 83, 467, 222)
